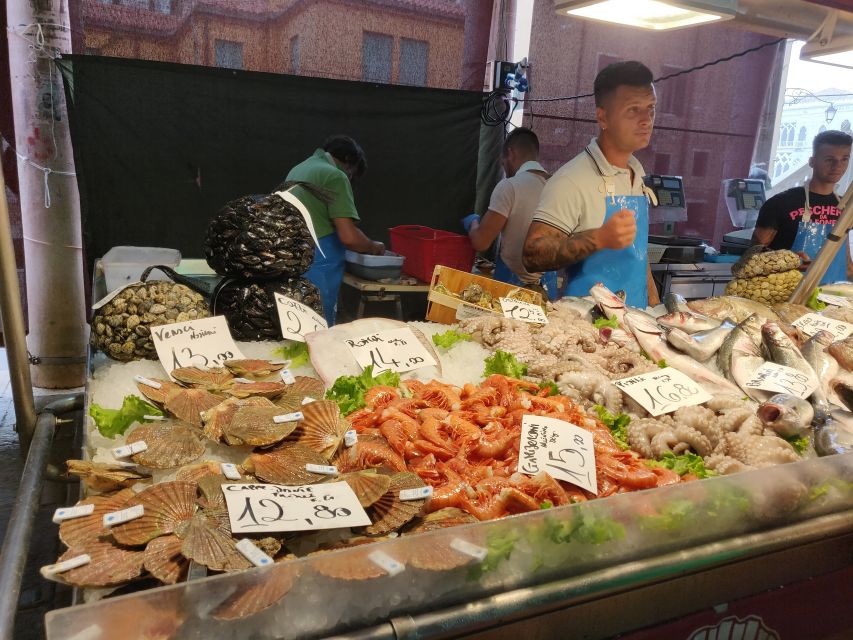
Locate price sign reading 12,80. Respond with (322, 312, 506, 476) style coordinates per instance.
(150, 315, 244, 378)
(274, 293, 328, 343)
(613, 367, 712, 416)
(345, 327, 437, 374)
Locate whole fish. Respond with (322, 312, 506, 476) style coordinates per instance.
(624, 311, 742, 396)
(822, 306, 853, 324)
(664, 320, 735, 362)
(599, 326, 640, 352)
(757, 393, 814, 438)
(717, 314, 770, 402)
(688, 296, 779, 324)
(657, 311, 722, 334)
(589, 283, 643, 350)
(761, 322, 819, 385)
(815, 408, 853, 456)
(828, 335, 853, 371)
(829, 370, 853, 412)
(664, 292, 690, 314)
(801, 330, 838, 421)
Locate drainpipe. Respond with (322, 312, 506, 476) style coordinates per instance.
(7, 0, 87, 391)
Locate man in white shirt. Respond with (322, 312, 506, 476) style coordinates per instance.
(522, 61, 660, 307)
(463, 127, 557, 297)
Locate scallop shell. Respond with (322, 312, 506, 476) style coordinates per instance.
(175, 461, 223, 484)
(196, 474, 246, 512)
(403, 509, 484, 572)
(287, 400, 347, 459)
(171, 366, 235, 392)
(127, 422, 205, 469)
(341, 471, 392, 508)
(222, 406, 299, 447)
(111, 481, 198, 546)
(135, 378, 182, 406)
(310, 538, 392, 581)
(226, 381, 288, 399)
(164, 388, 223, 428)
(211, 562, 297, 621)
(275, 376, 326, 412)
(143, 534, 189, 585)
(406, 507, 478, 534)
(363, 472, 427, 536)
(65, 460, 151, 493)
(178, 513, 251, 572)
(244, 443, 331, 485)
(59, 488, 137, 548)
(52, 539, 144, 587)
(224, 359, 285, 379)
(201, 396, 274, 442)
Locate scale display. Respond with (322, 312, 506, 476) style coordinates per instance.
(643, 174, 687, 223)
(723, 179, 766, 229)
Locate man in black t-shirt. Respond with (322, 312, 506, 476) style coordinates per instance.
(752, 130, 852, 279)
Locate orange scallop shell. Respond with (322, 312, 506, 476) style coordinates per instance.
(171, 366, 235, 392)
(363, 472, 427, 536)
(226, 381, 288, 399)
(59, 488, 137, 548)
(211, 562, 297, 621)
(275, 376, 326, 412)
(126, 422, 205, 469)
(52, 538, 145, 588)
(143, 534, 189, 585)
(224, 359, 285, 379)
(222, 406, 299, 447)
(201, 396, 274, 442)
(110, 481, 198, 546)
(340, 471, 392, 508)
(164, 388, 223, 428)
(309, 538, 392, 581)
(177, 513, 251, 572)
(244, 443, 331, 485)
(135, 378, 182, 406)
(287, 400, 347, 459)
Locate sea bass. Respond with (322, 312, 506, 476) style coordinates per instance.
(717, 314, 770, 403)
(589, 283, 643, 350)
(688, 296, 779, 324)
(815, 407, 853, 456)
(801, 330, 838, 421)
(761, 322, 819, 385)
(664, 320, 735, 362)
(828, 335, 853, 371)
(664, 292, 691, 314)
(657, 311, 722, 334)
(757, 393, 814, 438)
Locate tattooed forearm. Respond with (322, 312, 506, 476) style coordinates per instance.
(523, 223, 599, 272)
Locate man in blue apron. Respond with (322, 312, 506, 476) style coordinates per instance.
(462, 127, 559, 299)
(751, 130, 852, 284)
(522, 61, 660, 308)
(285, 136, 385, 325)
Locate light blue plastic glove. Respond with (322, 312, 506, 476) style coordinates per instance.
(462, 213, 480, 233)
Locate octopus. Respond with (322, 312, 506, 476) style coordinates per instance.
(722, 432, 800, 467)
(556, 367, 623, 414)
(715, 407, 764, 438)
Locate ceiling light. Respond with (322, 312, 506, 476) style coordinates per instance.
(553, 0, 737, 31)
(801, 38, 853, 71)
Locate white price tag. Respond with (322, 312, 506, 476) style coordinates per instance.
(222, 482, 371, 533)
(111, 440, 148, 458)
(367, 550, 405, 576)
(52, 503, 95, 523)
(275, 294, 328, 343)
(345, 327, 437, 374)
(220, 463, 242, 480)
(133, 375, 161, 389)
(274, 411, 304, 424)
(817, 293, 852, 308)
(792, 313, 853, 339)
(281, 369, 296, 384)
(450, 538, 488, 561)
(499, 297, 548, 324)
(91, 282, 142, 311)
(102, 504, 145, 527)
(142, 415, 165, 421)
(613, 367, 713, 417)
(301, 396, 316, 405)
(41, 554, 91, 576)
(151, 315, 244, 378)
(399, 486, 432, 501)
(305, 463, 338, 475)
(235, 539, 274, 568)
(518, 415, 598, 494)
(344, 430, 358, 447)
(743, 362, 818, 399)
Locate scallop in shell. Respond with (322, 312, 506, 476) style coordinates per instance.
(224, 359, 285, 379)
(164, 387, 223, 428)
(275, 376, 326, 412)
(48, 539, 144, 588)
(65, 460, 151, 493)
(111, 481, 198, 546)
(211, 562, 297, 621)
(340, 470, 391, 508)
(226, 381, 288, 400)
(177, 513, 251, 572)
(243, 443, 332, 485)
(222, 406, 299, 447)
(171, 366, 235, 393)
(59, 488, 136, 548)
(287, 400, 347, 458)
(201, 396, 274, 442)
(363, 472, 427, 536)
(143, 534, 189, 585)
(126, 422, 205, 469)
(135, 377, 182, 406)
(310, 537, 393, 581)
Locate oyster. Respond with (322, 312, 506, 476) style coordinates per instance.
(211, 562, 297, 621)
(171, 366, 235, 393)
(224, 359, 285, 379)
(340, 470, 391, 508)
(111, 481, 198, 546)
(274, 376, 326, 412)
(287, 400, 347, 458)
(144, 534, 189, 585)
(59, 488, 136, 548)
(222, 406, 299, 447)
(126, 422, 205, 469)
(164, 387, 223, 428)
(49, 539, 145, 587)
(66, 460, 151, 493)
(243, 443, 331, 485)
(201, 396, 274, 442)
(363, 472, 427, 536)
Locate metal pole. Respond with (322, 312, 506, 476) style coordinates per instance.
(0, 394, 81, 640)
(788, 182, 853, 304)
(0, 152, 37, 448)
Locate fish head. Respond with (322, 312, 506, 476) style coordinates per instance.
(757, 393, 814, 437)
(686, 297, 727, 318)
(624, 310, 661, 336)
(812, 330, 835, 347)
(589, 283, 624, 315)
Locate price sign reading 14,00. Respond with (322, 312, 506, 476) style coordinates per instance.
(150, 315, 244, 378)
(613, 367, 712, 417)
(345, 327, 437, 374)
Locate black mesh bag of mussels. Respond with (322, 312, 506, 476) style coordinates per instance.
(212, 277, 323, 341)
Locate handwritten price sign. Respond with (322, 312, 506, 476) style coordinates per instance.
(151, 316, 244, 378)
(345, 327, 437, 374)
(274, 293, 328, 343)
(518, 415, 597, 494)
(222, 482, 370, 533)
(499, 298, 548, 324)
(613, 367, 712, 416)
(817, 293, 852, 309)
(792, 313, 853, 339)
(743, 362, 818, 399)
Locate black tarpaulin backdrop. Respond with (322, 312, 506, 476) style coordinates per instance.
(56, 56, 496, 272)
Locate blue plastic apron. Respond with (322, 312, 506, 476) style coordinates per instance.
(790, 187, 847, 286)
(493, 252, 559, 301)
(303, 233, 346, 326)
(565, 182, 650, 307)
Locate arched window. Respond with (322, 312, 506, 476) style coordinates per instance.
(799, 126, 808, 144)
(774, 163, 782, 177)
(842, 120, 851, 133)
(819, 125, 827, 134)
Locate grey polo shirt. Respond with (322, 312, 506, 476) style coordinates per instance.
(533, 137, 647, 235)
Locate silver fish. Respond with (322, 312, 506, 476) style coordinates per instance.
(558, 297, 595, 321)
(664, 320, 735, 361)
(599, 326, 640, 352)
(757, 393, 814, 438)
(717, 314, 769, 403)
(815, 408, 853, 455)
(664, 292, 690, 314)
(828, 335, 853, 371)
(657, 311, 722, 334)
(589, 283, 640, 350)
(801, 330, 837, 421)
(761, 322, 819, 385)
(688, 296, 779, 324)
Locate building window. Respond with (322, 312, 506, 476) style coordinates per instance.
(798, 126, 808, 145)
(153, 0, 172, 14)
(653, 153, 671, 174)
(118, 0, 148, 7)
(290, 35, 300, 74)
(215, 40, 243, 70)
(399, 38, 428, 86)
(363, 32, 392, 84)
(658, 65, 687, 117)
(692, 150, 709, 177)
(842, 119, 851, 133)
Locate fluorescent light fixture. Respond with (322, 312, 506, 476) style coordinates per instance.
(553, 0, 737, 31)
(801, 37, 853, 71)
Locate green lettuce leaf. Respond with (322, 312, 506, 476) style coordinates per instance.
(538, 381, 559, 397)
(645, 451, 716, 479)
(784, 434, 810, 455)
(638, 499, 696, 532)
(432, 329, 473, 349)
(806, 287, 827, 311)
(657, 359, 668, 368)
(592, 405, 630, 450)
(272, 341, 310, 368)
(483, 350, 528, 379)
(572, 513, 625, 545)
(593, 317, 619, 330)
(325, 365, 401, 416)
(468, 528, 519, 580)
(89, 395, 163, 439)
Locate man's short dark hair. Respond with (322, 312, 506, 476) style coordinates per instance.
(503, 127, 539, 156)
(594, 61, 654, 108)
(813, 130, 853, 155)
(323, 135, 367, 178)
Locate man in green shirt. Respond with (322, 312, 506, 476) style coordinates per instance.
(286, 135, 384, 325)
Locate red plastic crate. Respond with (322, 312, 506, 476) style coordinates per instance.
(389, 225, 475, 283)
